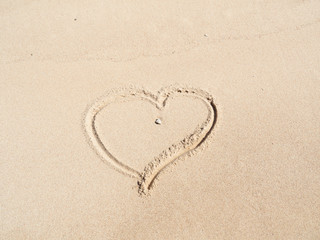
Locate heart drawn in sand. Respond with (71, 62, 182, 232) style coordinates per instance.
(84, 86, 217, 195)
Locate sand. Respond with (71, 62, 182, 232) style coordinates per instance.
(1, 0, 320, 239)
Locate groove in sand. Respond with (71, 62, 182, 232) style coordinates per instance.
(84, 85, 218, 195)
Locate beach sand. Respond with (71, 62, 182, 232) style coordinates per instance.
(1, 1, 320, 239)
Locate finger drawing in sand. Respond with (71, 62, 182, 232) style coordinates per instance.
(84, 86, 218, 195)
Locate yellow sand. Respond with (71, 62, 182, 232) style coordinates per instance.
(1, 1, 320, 239)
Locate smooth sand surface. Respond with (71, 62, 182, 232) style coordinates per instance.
(1, 1, 320, 239)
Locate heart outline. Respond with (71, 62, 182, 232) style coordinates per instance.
(84, 86, 217, 195)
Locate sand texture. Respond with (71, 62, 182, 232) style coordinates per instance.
(1, 0, 320, 239)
